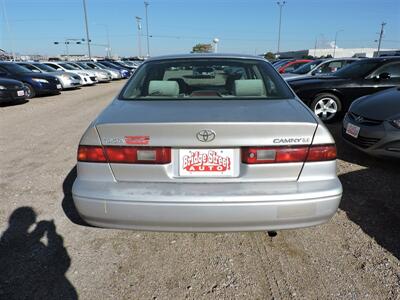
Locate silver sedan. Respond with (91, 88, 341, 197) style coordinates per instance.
(72, 54, 342, 232)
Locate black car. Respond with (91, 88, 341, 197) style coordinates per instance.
(0, 78, 27, 104)
(0, 62, 62, 98)
(288, 57, 400, 121)
(342, 87, 400, 158)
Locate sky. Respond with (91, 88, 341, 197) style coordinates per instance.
(0, 0, 399, 57)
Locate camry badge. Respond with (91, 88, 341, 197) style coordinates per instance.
(196, 129, 216, 142)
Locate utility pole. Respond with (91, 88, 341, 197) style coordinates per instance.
(333, 29, 343, 58)
(377, 22, 386, 57)
(82, 0, 92, 59)
(135, 16, 142, 57)
(314, 37, 318, 57)
(276, 1, 286, 54)
(144, 1, 150, 57)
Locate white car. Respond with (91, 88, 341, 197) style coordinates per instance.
(42, 62, 97, 86)
(68, 62, 112, 83)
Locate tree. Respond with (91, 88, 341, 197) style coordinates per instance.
(264, 52, 276, 60)
(191, 43, 213, 53)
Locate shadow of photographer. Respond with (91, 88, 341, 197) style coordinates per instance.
(0, 207, 78, 299)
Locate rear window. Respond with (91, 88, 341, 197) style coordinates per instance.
(120, 58, 293, 100)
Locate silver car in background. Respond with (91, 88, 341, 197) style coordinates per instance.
(69, 62, 112, 83)
(42, 62, 97, 85)
(17, 62, 82, 89)
(81, 61, 122, 80)
(72, 54, 342, 232)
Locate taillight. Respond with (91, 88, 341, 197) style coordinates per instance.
(77, 145, 171, 164)
(242, 146, 309, 164)
(77, 145, 107, 162)
(306, 145, 337, 161)
(242, 144, 336, 164)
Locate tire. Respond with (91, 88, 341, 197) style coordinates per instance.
(310, 93, 342, 122)
(24, 83, 36, 99)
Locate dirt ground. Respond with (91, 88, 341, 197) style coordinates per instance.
(1, 81, 399, 299)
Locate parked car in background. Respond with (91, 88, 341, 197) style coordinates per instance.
(0, 78, 27, 104)
(343, 87, 400, 158)
(278, 59, 313, 74)
(0, 62, 61, 98)
(288, 57, 400, 121)
(67, 62, 112, 83)
(115, 60, 138, 71)
(80, 61, 122, 80)
(272, 58, 293, 69)
(72, 54, 342, 232)
(17, 62, 82, 89)
(96, 61, 131, 78)
(42, 62, 97, 85)
(283, 58, 358, 80)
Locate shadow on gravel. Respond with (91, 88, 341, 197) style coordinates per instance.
(62, 166, 89, 226)
(327, 122, 400, 259)
(0, 207, 78, 299)
(0, 99, 29, 107)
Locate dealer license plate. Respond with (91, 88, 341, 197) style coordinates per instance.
(179, 149, 235, 177)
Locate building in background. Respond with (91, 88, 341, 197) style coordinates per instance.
(277, 48, 399, 58)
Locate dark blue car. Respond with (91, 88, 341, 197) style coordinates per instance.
(0, 62, 62, 98)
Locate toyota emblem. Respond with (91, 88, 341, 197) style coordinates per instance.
(196, 129, 216, 142)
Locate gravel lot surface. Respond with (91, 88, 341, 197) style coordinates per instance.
(1, 81, 399, 299)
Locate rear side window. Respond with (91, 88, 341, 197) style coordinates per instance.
(120, 58, 293, 100)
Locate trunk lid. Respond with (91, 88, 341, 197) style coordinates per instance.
(95, 99, 318, 182)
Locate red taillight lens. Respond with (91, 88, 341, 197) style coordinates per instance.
(242, 144, 336, 164)
(242, 146, 309, 164)
(306, 145, 337, 161)
(77, 145, 171, 164)
(77, 145, 107, 162)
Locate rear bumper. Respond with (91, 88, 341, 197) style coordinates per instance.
(72, 179, 342, 232)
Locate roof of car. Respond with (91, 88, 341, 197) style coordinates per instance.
(145, 53, 267, 62)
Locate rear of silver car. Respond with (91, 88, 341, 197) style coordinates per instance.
(72, 55, 342, 232)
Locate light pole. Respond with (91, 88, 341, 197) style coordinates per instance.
(276, 1, 286, 54)
(144, 1, 150, 57)
(376, 22, 386, 57)
(82, 0, 92, 59)
(333, 29, 343, 58)
(135, 16, 143, 57)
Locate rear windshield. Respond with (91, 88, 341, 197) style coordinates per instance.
(291, 59, 324, 74)
(120, 58, 293, 100)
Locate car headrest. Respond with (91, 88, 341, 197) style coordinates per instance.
(148, 80, 179, 97)
(234, 79, 265, 96)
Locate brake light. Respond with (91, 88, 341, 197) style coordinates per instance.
(306, 145, 337, 161)
(242, 144, 336, 164)
(104, 146, 171, 164)
(242, 146, 309, 164)
(77, 145, 107, 162)
(77, 146, 171, 164)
